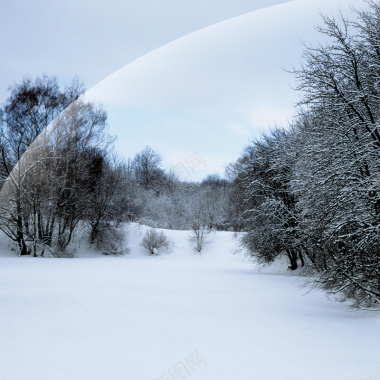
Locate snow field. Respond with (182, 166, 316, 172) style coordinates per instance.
(0, 224, 379, 379)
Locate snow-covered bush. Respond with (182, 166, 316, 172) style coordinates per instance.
(95, 223, 129, 255)
(140, 228, 172, 255)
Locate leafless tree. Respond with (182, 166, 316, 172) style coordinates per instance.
(132, 146, 164, 190)
(0, 76, 113, 256)
(140, 228, 171, 255)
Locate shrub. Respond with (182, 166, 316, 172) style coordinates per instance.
(95, 223, 129, 255)
(140, 228, 171, 255)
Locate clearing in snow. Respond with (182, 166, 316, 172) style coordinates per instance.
(0, 224, 379, 380)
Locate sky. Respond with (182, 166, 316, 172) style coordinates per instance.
(0, 0, 368, 181)
(0, 0, 288, 101)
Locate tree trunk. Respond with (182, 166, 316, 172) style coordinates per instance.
(286, 249, 298, 270)
(16, 187, 27, 255)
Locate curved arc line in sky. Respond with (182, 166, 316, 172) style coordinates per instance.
(85, 0, 295, 104)
(0, 0, 296, 201)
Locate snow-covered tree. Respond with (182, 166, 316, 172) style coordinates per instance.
(291, 4, 380, 308)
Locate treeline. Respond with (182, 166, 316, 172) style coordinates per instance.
(0, 77, 235, 257)
(230, 2, 380, 309)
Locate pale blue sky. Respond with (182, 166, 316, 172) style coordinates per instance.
(1, 0, 366, 180)
(0, 0, 287, 102)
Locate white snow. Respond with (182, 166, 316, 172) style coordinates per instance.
(0, 224, 379, 380)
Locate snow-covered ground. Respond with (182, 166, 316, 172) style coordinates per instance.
(0, 224, 379, 380)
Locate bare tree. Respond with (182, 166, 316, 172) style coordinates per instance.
(0, 76, 84, 254)
(132, 146, 164, 190)
(0, 75, 112, 256)
(236, 129, 302, 269)
(140, 228, 171, 255)
(191, 195, 211, 253)
(85, 152, 133, 253)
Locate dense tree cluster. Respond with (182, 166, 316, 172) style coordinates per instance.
(232, 2, 380, 309)
(0, 77, 234, 257)
(0, 76, 133, 256)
